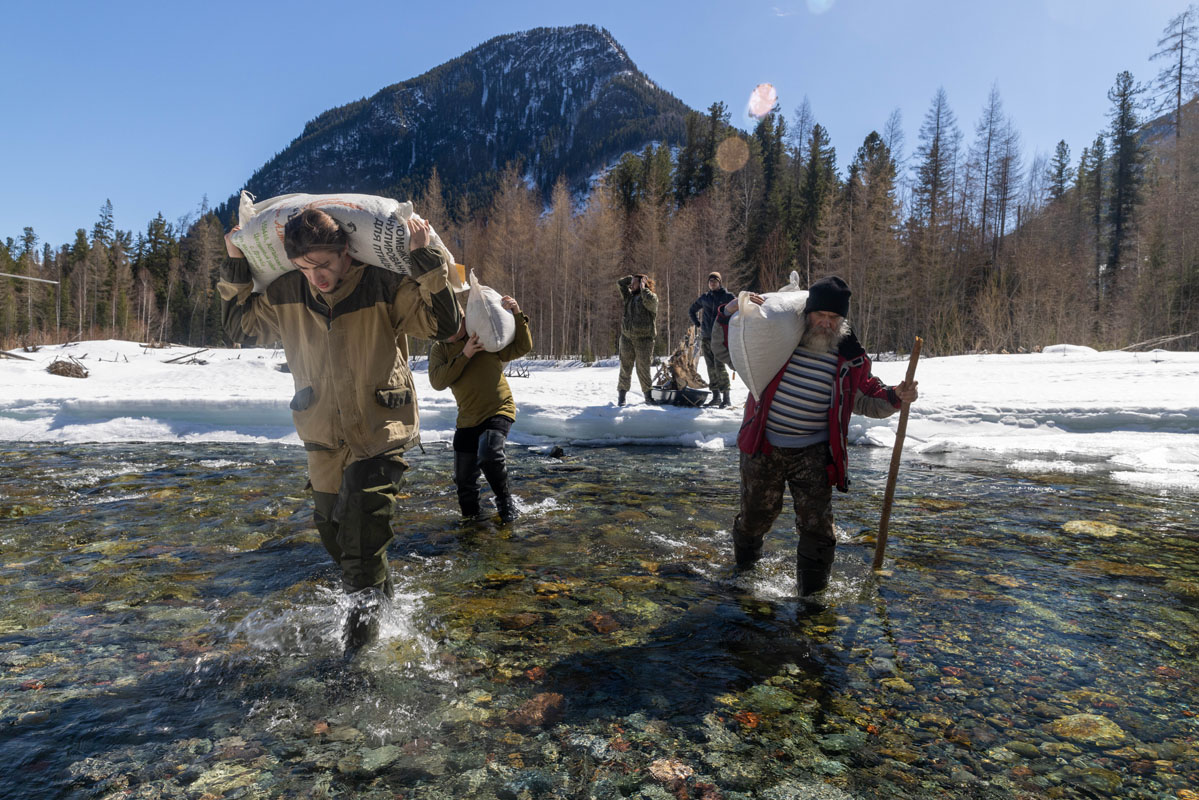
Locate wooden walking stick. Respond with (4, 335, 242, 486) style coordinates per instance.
(872, 336, 923, 570)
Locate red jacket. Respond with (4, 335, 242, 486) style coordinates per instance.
(719, 316, 900, 492)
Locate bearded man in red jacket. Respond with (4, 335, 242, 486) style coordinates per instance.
(713, 276, 919, 597)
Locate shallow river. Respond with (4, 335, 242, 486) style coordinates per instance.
(0, 442, 1196, 799)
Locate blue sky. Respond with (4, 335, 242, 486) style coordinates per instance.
(1, 0, 1190, 249)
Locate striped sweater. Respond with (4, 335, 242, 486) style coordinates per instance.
(764, 345, 838, 447)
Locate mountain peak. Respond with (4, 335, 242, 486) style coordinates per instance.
(230, 25, 689, 219)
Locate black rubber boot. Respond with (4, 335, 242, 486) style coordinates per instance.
(343, 586, 386, 654)
(618, 390, 627, 406)
(706, 391, 722, 406)
(797, 554, 832, 596)
(733, 542, 761, 569)
(479, 429, 518, 524)
(453, 451, 482, 519)
(719, 390, 731, 408)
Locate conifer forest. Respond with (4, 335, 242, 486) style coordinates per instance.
(3, 11, 1198, 359)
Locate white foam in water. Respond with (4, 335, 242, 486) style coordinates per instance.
(1009, 459, 1099, 474)
(228, 582, 442, 668)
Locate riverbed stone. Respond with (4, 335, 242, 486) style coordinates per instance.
(1048, 713, 1125, 743)
(1062, 520, 1131, 538)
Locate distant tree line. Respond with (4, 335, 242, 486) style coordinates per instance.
(5, 8, 1198, 356)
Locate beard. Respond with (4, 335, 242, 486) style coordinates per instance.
(799, 317, 850, 352)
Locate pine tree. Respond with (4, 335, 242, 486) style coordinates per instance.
(93, 199, 115, 249)
(912, 88, 961, 238)
(696, 101, 730, 195)
(795, 123, 838, 285)
(674, 111, 703, 205)
(18, 228, 39, 337)
(1047, 140, 1074, 201)
(1106, 71, 1146, 290)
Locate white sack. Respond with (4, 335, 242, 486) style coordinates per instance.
(464, 269, 515, 353)
(229, 191, 461, 292)
(727, 271, 809, 401)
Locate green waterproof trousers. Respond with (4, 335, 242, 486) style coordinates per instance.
(312, 454, 409, 592)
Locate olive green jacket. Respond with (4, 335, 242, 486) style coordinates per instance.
(619, 276, 658, 339)
(428, 312, 533, 428)
(217, 247, 460, 478)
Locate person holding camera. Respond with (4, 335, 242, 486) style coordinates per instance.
(616, 273, 658, 405)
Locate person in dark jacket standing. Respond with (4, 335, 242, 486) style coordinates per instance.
(428, 295, 533, 524)
(688, 271, 736, 407)
(712, 276, 918, 597)
(616, 273, 658, 405)
(220, 209, 461, 652)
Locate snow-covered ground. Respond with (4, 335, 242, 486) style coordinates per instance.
(2, 340, 1197, 492)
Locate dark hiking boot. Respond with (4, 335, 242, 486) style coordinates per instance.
(644, 392, 652, 404)
(496, 493, 519, 524)
(706, 391, 722, 406)
(719, 390, 731, 408)
(343, 587, 386, 654)
(618, 390, 627, 406)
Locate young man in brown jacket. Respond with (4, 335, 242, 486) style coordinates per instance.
(220, 209, 460, 651)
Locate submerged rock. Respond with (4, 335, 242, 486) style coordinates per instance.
(1048, 713, 1125, 743)
(1069, 560, 1162, 579)
(506, 692, 564, 728)
(1062, 520, 1131, 538)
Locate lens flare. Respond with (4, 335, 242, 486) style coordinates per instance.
(715, 137, 750, 173)
(747, 83, 778, 119)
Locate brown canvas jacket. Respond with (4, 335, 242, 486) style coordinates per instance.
(218, 247, 460, 478)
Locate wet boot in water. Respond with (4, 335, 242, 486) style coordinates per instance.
(483, 460, 518, 524)
(343, 586, 387, 654)
(454, 451, 482, 521)
(797, 554, 832, 597)
(495, 492, 518, 524)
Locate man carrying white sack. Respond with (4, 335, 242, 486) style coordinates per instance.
(428, 294, 532, 524)
(712, 276, 918, 597)
(220, 209, 461, 652)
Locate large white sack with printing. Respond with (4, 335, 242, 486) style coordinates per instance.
(465, 269, 515, 353)
(229, 191, 461, 292)
(727, 271, 809, 401)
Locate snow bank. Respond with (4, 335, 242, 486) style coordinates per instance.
(2, 340, 1197, 491)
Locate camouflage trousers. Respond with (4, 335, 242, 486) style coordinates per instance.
(617, 334, 655, 393)
(732, 443, 836, 569)
(701, 337, 730, 392)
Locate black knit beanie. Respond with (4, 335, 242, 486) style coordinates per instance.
(805, 276, 852, 317)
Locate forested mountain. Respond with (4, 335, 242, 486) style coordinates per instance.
(215, 24, 691, 222)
